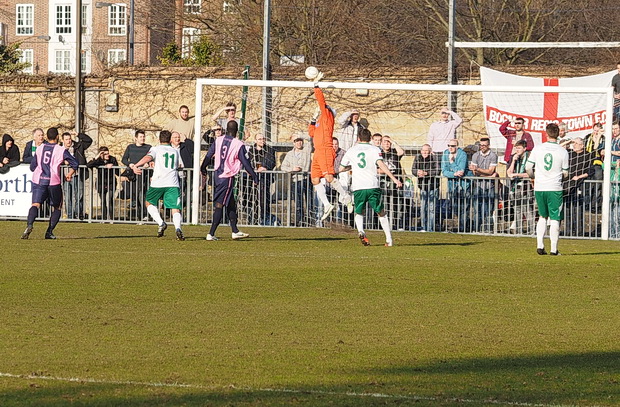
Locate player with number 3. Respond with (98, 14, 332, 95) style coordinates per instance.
(340, 128, 402, 247)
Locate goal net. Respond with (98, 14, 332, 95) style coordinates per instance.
(190, 78, 616, 240)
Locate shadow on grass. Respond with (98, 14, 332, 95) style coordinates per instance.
(569, 251, 620, 256)
(3, 352, 618, 406)
(400, 241, 483, 247)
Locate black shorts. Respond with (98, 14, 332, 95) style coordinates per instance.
(213, 176, 235, 206)
(32, 183, 63, 207)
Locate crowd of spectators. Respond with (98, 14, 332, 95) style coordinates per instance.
(3, 103, 620, 236)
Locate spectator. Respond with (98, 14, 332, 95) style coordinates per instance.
(336, 109, 364, 151)
(583, 122, 605, 211)
(280, 135, 312, 226)
(202, 124, 222, 152)
(380, 135, 405, 229)
(170, 131, 193, 213)
(87, 146, 119, 222)
(499, 117, 534, 163)
(0, 133, 21, 174)
(612, 62, 620, 121)
(371, 133, 382, 148)
(558, 121, 571, 148)
(563, 137, 595, 237)
(22, 128, 46, 164)
(412, 144, 440, 232)
(611, 158, 620, 238)
(427, 107, 463, 153)
(506, 139, 534, 234)
(211, 102, 240, 136)
(165, 104, 195, 140)
(441, 139, 473, 233)
(247, 134, 278, 225)
(62, 131, 93, 220)
(611, 122, 620, 168)
(329, 137, 350, 222)
(469, 137, 498, 232)
(121, 130, 152, 221)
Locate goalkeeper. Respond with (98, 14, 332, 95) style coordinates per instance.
(307, 69, 353, 221)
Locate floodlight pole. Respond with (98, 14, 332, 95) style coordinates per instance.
(447, 0, 457, 112)
(261, 0, 272, 141)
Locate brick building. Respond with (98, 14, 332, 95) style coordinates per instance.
(0, 0, 179, 74)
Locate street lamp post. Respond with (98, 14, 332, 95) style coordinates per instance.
(76, 0, 83, 133)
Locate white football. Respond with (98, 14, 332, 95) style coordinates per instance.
(305, 66, 319, 80)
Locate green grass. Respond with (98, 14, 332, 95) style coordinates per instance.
(1, 220, 620, 406)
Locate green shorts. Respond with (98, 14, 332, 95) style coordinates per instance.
(146, 186, 181, 210)
(353, 188, 384, 215)
(534, 190, 563, 221)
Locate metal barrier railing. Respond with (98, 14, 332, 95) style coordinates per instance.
(3, 164, 619, 240)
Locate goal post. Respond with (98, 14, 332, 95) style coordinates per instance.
(191, 78, 614, 239)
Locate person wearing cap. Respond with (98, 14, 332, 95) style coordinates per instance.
(281, 134, 312, 226)
(202, 124, 223, 152)
(336, 109, 364, 151)
(427, 107, 463, 154)
(308, 72, 353, 222)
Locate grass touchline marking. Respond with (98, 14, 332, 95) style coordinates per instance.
(0, 372, 599, 407)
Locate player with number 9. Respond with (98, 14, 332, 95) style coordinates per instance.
(526, 123, 569, 256)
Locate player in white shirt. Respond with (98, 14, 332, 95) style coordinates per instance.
(340, 129, 403, 246)
(131, 130, 185, 240)
(526, 123, 569, 255)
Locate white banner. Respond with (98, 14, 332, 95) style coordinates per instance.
(0, 164, 33, 217)
(481, 67, 615, 148)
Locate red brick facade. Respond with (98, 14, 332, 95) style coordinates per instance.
(1, 0, 175, 74)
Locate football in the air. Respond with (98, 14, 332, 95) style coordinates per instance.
(305, 66, 319, 80)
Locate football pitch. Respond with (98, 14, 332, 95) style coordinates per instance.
(1, 220, 619, 406)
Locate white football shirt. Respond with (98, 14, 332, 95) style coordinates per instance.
(340, 143, 383, 191)
(147, 144, 182, 188)
(527, 141, 569, 192)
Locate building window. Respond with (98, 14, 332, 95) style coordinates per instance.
(81, 4, 88, 33)
(184, 0, 201, 13)
(223, 0, 240, 13)
(81, 50, 88, 73)
(55, 50, 71, 73)
(182, 28, 200, 58)
(108, 4, 127, 35)
(16, 4, 34, 35)
(108, 49, 126, 66)
(19, 49, 33, 73)
(56, 5, 72, 34)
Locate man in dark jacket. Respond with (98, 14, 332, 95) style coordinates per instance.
(246, 134, 277, 225)
(412, 144, 440, 232)
(87, 146, 119, 221)
(0, 133, 21, 174)
(22, 128, 46, 164)
(62, 131, 93, 219)
(121, 130, 152, 221)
